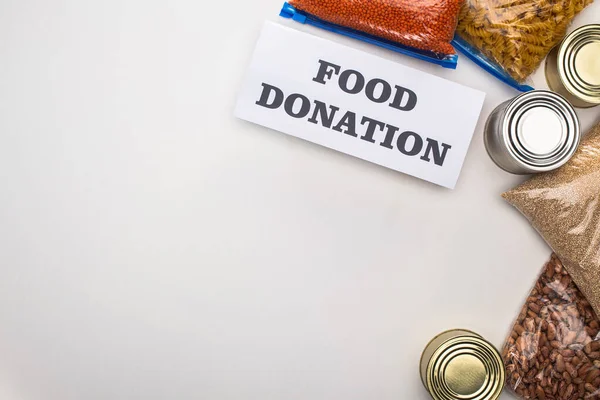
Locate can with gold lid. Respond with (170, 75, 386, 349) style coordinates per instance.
(420, 329, 505, 400)
(546, 24, 600, 108)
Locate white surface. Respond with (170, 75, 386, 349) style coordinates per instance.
(0, 1, 598, 399)
(235, 23, 485, 189)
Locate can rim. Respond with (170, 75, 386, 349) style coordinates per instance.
(502, 90, 580, 172)
(419, 329, 482, 389)
(425, 336, 505, 400)
(558, 24, 600, 105)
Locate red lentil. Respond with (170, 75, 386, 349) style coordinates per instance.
(288, 0, 462, 55)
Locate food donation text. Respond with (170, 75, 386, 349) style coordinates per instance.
(254, 60, 453, 167)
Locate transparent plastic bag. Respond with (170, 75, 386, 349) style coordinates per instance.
(280, 0, 462, 68)
(455, 0, 594, 88)
(503, 254, 600, 400)
(503, 122, 600, 319)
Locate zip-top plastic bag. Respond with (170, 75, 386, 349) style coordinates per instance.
(503, 122, 600, 320)
(454, 0, 593, 91)
(280, 0, 462, 69)
(503, 254, 600, 399)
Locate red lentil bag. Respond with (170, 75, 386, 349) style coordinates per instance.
(280, 0, 463, 68)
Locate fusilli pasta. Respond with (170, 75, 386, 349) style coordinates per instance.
(457, 0, 593, 82)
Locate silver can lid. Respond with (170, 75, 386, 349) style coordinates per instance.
(559, 24, 600, 105)
(503, 90, 580, 172)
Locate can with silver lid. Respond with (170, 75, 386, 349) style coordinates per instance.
(484, 90, 580, 174)
(420, 329, 505, 400)
(546, 24, 600, 108)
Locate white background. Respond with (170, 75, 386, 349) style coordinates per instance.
(0, 1, 598, 399)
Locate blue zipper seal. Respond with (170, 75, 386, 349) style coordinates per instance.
(280, 2, 459, 69)
(451, 36, 534, 92)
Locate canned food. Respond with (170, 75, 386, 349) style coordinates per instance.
(484, 90, 580, 174)
(420, 329, 504, 400)
(546, 24, 600, 109)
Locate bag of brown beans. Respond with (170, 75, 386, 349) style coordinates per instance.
(280, 0, 462, 68)
(503, 122, 600, 320)
(503, 254, 600, 400)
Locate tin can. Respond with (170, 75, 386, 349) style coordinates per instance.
(546, 24, 600, 109)
(420, 329, 504, 400)
(484, 90, 580, 174)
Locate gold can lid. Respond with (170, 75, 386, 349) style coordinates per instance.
(558, 24, 600, 105)
(425, 336, 504, 400)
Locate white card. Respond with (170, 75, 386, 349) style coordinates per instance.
(235, 22, 485, 189)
